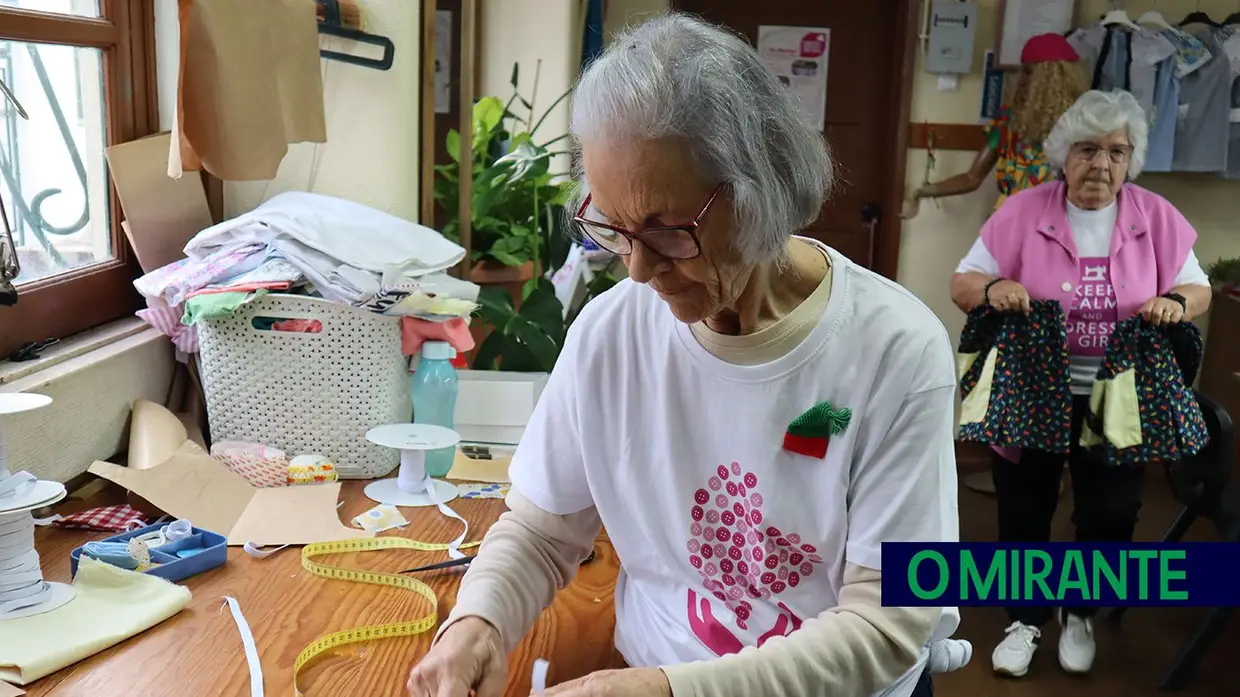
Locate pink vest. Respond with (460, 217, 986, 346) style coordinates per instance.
(981, 180, 1196, 319)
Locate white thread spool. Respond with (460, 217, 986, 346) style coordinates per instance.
(362, 423, 460, 507)
(0, 393, 75, 619)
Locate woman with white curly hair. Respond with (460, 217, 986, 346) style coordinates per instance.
(951, 89, 1213, 679)
(407, 11, 964, 697)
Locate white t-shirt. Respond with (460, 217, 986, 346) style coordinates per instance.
(510, 241, 961, 697)
(956, 200, 1210, 394)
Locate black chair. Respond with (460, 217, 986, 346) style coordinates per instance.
(1109, 390, 1238, 690)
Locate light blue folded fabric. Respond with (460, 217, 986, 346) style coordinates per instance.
(82, 541, 139, 570)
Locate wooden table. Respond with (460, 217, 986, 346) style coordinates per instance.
(24, 482, 622, 696)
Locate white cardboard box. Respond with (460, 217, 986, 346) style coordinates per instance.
(453, 370, 549, 445)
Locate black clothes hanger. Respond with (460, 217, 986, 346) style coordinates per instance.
(1179, 11, 1221, 28)
(316, 0, 395, 71)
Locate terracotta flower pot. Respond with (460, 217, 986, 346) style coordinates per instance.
(469, 260, 536, 285)
(466, 260, 539, 368)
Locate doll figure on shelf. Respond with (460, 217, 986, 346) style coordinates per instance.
(903, 33, 1089, 218)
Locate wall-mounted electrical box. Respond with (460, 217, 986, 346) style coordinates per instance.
(925, 0, 978, 75)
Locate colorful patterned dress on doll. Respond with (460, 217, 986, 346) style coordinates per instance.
(985, 106, 1053, 212)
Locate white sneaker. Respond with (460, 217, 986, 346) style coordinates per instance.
(929, 638, 973, 673)
(1058, 611, 1096, 674)
(992, 621, 1041, 677)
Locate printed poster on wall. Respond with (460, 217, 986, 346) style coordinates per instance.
(756, 25, 830, 131)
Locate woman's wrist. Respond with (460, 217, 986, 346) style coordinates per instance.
(982, 277, 1005, 305)
(1161, 292, 1188, 313)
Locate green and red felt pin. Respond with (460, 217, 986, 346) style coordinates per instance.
(783, 401, 852, 459)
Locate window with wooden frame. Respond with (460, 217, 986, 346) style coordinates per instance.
(0, 0, 157, 358)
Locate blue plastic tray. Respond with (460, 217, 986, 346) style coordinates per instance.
(69, 523, 227, 583)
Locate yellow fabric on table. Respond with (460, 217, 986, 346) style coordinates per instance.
(0, 558, 192, 685)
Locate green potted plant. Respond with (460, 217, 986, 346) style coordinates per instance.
(433, 64, 573, 287)
(1205, 256, 1240, 298)
(472, 258, 622, 371)
(435, 63, 623, 371)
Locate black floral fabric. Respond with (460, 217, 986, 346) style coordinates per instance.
(1081, 317, 1209, 466)
(957, 301, 1073, 453)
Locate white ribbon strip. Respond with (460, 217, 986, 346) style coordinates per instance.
(0, 471, 34, 503)
(222, 596, 264, 697)
(531, 658, 549, 695)
(435, 502, 469, 560)
(242, 543, 290, 559)
(398, 449, 430, 493)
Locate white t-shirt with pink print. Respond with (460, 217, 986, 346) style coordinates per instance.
(510, 244, 961, 697)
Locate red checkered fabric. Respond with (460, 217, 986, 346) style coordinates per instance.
(52, 504, 149, 532)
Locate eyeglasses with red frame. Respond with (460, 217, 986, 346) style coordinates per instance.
(572, 185, 723, 260)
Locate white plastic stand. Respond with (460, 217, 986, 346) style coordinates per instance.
(363, 423, 461, 507)
(1, 393, 75, 620)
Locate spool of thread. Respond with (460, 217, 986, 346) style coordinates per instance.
(362, 423, 460, 508)
(0, 508, 53, 616)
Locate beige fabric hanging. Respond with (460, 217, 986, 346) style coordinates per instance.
(170, 0, 327, 181)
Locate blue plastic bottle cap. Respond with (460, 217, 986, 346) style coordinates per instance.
(421, 341, 454, 360)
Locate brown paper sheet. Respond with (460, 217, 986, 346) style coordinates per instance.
(0, 680, 24, 696)
(447, 450, 512, 484)
(172, 0, 327, 181)
(105, 133, 212, 273)
(88, 402, 370, 546)
(128, 399, 188, 470)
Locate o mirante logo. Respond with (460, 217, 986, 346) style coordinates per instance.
(880, 543, 1240, 607)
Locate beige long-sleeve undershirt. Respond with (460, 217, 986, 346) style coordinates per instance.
(436, 244, 941, 695)
(437, 490, 939, 697)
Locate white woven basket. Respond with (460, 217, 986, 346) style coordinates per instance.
(197, 294, 410, 479)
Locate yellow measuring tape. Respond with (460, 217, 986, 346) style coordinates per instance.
(293, 536, 482, 696)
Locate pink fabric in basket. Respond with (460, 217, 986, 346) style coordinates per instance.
(211, 442, 289, 488)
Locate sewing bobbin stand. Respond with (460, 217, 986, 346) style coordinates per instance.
(363, 423, 460, 507)
(1, 393, 76, 620)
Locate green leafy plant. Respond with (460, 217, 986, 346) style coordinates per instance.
(436, 63, 622, 371)
(471, 258, 623, 372)
(1206, 256, 1240, 294)
(433, 64, 573, 270)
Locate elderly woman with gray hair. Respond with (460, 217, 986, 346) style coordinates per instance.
(406, 12, 963, 697)
(952, 89, 1212, 680)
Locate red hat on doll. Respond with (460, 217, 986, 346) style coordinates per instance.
(1020, 33, 1079, 64)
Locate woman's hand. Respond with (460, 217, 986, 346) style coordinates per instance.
(1139, 296, 1185, 327)
(540, 668, 672, 697)
(407, 617, 508, 697)
(987, 279, 1031, 315)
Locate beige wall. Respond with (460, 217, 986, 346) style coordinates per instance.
(605, 0, 1240, 341)
(225, 0, 423, 220)
(478, 0, 583, 173)
(223, 0, 586, 221)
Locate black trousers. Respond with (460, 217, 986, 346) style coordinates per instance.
(910, 666, 933, 697)
(991, 395, 1146, 626)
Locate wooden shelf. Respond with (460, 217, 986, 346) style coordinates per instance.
(907, 122, 986, 152)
